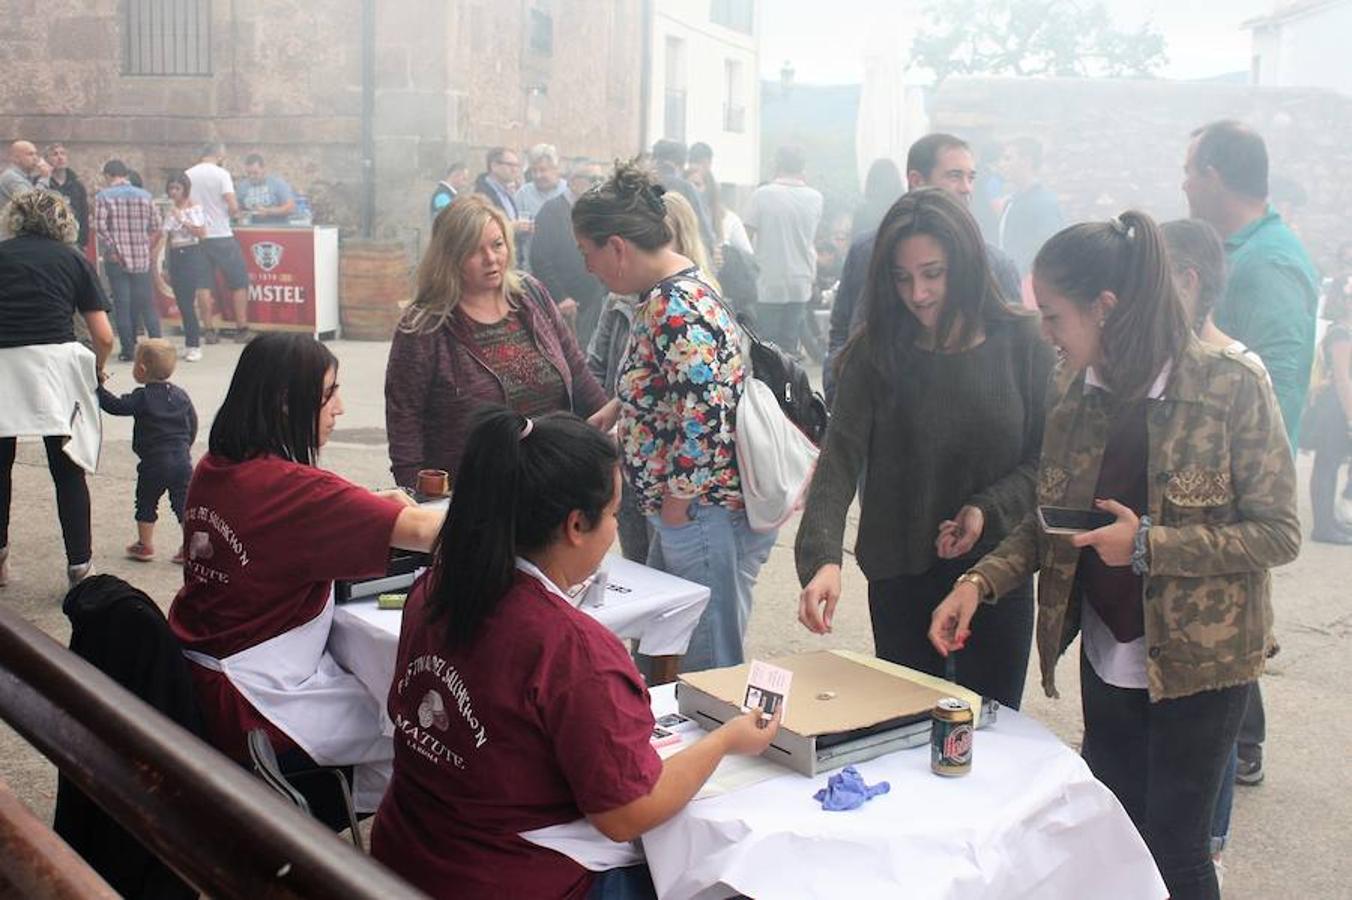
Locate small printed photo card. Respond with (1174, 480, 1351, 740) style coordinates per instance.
(649, 725, 682, 750)
(743, 659, 793, 724)
(655, 712, 699, 733)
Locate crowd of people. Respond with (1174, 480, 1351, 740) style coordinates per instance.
(0, 138, 303, 365)
(0, 114, 1348, 900)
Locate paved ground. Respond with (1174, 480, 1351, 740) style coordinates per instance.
(2, 338, 1349, 897)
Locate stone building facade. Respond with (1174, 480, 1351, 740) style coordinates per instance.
(930, 76, 1352, 271)
(0, 0, 644, 246)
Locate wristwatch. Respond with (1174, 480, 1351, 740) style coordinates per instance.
(1130, 515, 1152, 576)
(954, 571, 993, 602)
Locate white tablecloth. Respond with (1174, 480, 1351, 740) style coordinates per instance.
(329, 554, 710, 704)
(641, 685, 1167, 900)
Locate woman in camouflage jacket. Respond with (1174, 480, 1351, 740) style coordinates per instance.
(930, 210, 1299, 900)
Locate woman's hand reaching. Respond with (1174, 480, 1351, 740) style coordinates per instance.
(798, 564, 842, 634)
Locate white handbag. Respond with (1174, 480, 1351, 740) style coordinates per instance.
(734, 331, 819, 532)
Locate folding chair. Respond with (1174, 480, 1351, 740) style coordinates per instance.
(246, 729, 363, 850)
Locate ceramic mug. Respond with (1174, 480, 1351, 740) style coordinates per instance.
(416, 468, 450, 498)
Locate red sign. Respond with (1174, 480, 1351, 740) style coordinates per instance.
(154, 227, 319, 332)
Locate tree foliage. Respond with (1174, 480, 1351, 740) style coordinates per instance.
(910, 0, 1168, 85)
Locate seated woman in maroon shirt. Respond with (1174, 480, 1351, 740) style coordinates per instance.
(384, 194, 610, 488)
(372, 408, 779, 900)
(168, 333, 444, 813)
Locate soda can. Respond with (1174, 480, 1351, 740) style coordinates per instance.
(930, 697, 974, 777)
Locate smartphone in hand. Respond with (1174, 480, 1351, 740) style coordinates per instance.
(1037, 505, 1116, 535)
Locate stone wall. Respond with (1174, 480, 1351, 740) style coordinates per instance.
(0, 0, 643, 247)
(931, 76, 1352, 271)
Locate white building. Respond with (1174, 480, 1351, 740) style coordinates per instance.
(1246, 0, 1352, 94)
(646, 0, 760, 186)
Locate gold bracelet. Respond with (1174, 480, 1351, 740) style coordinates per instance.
(954, 571, 993, 602)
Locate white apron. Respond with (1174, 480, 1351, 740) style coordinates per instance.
(183, 593, 393, 812)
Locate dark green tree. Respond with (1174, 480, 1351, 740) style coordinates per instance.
(910, 0, 1167, 85)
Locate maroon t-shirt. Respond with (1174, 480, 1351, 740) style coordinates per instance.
(371, 569, 663, 899)
(168, 453, 403, 761)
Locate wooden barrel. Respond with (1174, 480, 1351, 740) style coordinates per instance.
(339, 241, 412, 340)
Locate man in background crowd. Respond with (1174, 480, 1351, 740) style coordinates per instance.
(474, 146, 522, 218)
(743, 145, 823, 354)
(688, 141, 713, 182)
(514, 143, 565, 271)
(239, 153, 296, 224)
(530, 159, 608, 343)
(186, 142, 251, 342)
(1182, 118, 1320, 789)
(40, 143, 90, 250)
(94, 159, 161, 361)
(474, 146, 532, 247)
(429, 161, 469, 220)
(514, 143, 565, 221)
(651, 138, 715, 252)
(0, 140, 40, 208)
(996, 136, 1063, 276)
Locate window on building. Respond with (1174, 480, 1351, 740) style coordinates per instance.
(710, 0, 754, 34)
(123, 0, 212, 76)
(664, 36, 687, 142)
(723, 59, 746, 133)
(528, 8, 554, 56)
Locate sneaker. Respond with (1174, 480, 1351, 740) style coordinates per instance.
(170, 547, 185, 566)
(184, 346, 203, 362)
(66, 560, 94, 586)
(1235, 746, 1264, 786)
(1213, 856, 1225, 891)
(125, 541, 155, 562)
(118, 351, 134, 362)
(203, 329, 221, 345)
(233, 327, 254, 344)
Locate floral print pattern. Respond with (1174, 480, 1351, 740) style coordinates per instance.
(617, 268, 745, 514)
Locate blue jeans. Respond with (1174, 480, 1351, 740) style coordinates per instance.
(647, 503, 776, 672)
(587, 864, 657, 899)
(105, 260, 160, 355)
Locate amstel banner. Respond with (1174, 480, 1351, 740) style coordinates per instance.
(154, 226, 325, 333)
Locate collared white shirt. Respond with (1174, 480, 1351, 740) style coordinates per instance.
(513, 557, 573, 603)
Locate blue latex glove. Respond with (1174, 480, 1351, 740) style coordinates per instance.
(812, 765, 891, 811)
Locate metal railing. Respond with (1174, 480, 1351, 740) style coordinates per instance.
(0, 604, 425, 899)
(0, 777, 117, 899)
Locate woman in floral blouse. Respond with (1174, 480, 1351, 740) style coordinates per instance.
(573, 161, 776, 672)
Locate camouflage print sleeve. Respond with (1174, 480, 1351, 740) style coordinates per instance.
(1148, 366, 1301, 576)
(971, 510, 1044, 601)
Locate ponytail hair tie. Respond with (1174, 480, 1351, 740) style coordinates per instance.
(519, 417, 534, 441)
(641, 183, 667, 217)
(1108, 216, 1134, 240)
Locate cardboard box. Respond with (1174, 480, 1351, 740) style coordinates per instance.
(678, 650, 969, 777)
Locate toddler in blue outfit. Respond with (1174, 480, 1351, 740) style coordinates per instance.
(98, 339, 197, 562)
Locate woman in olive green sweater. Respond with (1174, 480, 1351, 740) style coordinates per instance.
(795, 188, 1053, 709)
